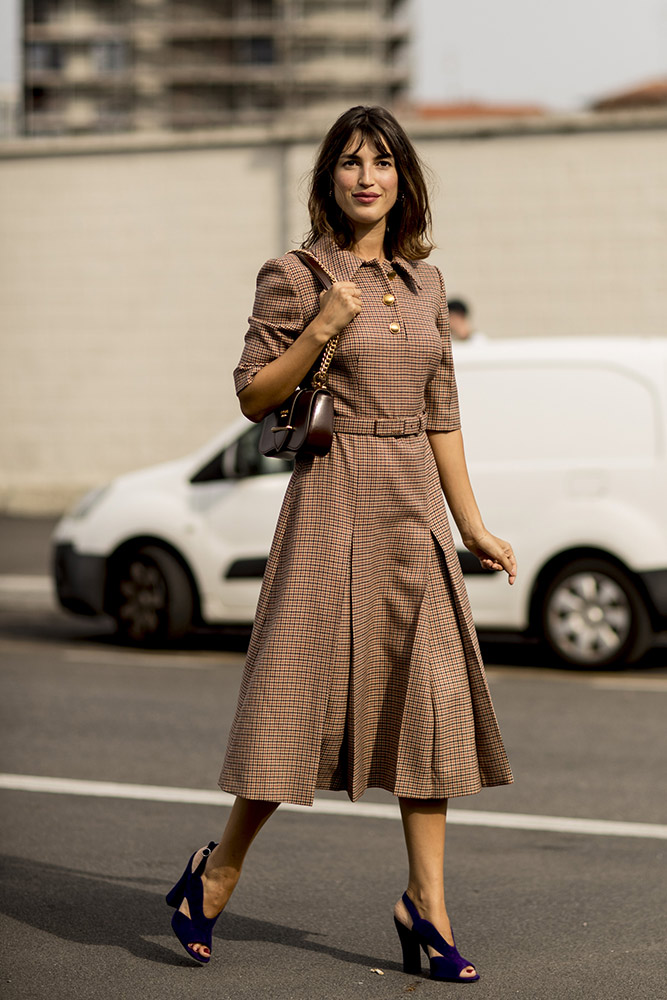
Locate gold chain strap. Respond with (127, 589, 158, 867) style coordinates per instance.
(311, 334, 339, 388)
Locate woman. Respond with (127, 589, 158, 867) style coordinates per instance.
(167, 106, 516, 982)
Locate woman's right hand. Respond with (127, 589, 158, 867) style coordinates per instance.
(238, 281, 360, 422)
(315, 282, 362, 341)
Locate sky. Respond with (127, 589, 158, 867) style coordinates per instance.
(1, 0, 666, 108)
(413, 0, 667, 109)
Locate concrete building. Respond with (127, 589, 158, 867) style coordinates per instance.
(2, 109, 667, 512)
(22, 0, 410, 135)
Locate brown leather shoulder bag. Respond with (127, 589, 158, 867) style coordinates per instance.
(258, 251, 339, 460)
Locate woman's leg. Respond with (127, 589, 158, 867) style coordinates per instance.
(180, 796, 279, 958)
(395, 797, 477, 978)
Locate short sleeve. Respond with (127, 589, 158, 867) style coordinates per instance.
(424, 267, 461, 432)
(233, 257, 305, 396)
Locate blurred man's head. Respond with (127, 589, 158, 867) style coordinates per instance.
(448, 299, 473, 341)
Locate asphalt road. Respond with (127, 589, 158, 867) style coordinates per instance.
(0, 518, 666, 999)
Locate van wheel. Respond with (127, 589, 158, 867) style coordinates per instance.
(540, 558, 652, 668)
(110, 545, 194, 643)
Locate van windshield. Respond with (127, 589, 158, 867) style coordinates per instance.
(190, 423, 293, 483)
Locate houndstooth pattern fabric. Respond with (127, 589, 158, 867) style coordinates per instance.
(219, 236, 513, 806)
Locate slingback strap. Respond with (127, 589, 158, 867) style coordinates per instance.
(194, 841, 217, 875)
(402, 892, 457, 954)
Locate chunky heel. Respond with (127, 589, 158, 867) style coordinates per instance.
(397, 892, 480, 983)
(166, 841, 220, 964)
(394, 916, 422, 974)
(165, 868, 188, 908)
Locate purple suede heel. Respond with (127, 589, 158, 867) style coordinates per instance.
(166, 841, 220, 964)
(394, 891, 480, 983)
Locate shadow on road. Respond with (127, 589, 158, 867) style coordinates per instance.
(0, 852, 402, 972)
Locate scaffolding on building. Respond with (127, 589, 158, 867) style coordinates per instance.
(22, 0, 411, 135)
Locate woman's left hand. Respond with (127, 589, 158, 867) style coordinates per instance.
(464, 530, 517, 585)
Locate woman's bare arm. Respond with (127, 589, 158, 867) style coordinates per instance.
(427, 429, 517, 584)
(239, 282, 362, 422)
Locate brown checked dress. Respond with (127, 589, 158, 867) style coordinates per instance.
(219, 236, 513, 806)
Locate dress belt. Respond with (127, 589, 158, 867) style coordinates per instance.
(333, 412, 428, 437)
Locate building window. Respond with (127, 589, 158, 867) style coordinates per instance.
(253, 0, 276, 15)
(234, 0, 276, 16)
(299, 40, 327, 61)
(26, 85, 51, 112)
(92, 41, 129, 74)
(92, 1, 128, 25)
(343, 41, 372, 58)
(244, 85, 279, 110)
(237, 37, 274, 64)
(96, 92, 132, 131)
(299, 39, 372, 61)
(26, 0, 57, 23)
(302, 0, 360, 13)
(26, 43, 63, 72)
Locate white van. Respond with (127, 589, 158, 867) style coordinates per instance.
(52, 337, 667, 668)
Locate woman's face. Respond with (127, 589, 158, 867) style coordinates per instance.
(332, 133, 399, 233)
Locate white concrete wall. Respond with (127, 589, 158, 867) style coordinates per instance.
(421, 129, 667, 339)
(1, 143, 284, 510)
(2, 115, 666, 512)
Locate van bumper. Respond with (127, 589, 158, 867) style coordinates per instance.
(53, 543, 107, 616)
(638, 569, 667, 625)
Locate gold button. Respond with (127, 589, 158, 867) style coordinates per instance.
(387, 270, 397, 279)
(389, 322, 400, 334)
(382, 293, 396, 305)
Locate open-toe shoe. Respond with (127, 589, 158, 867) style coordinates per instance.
(166, 841, 220, 964)
(394, 891, 480, 983)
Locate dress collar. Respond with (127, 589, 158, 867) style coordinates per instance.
(304, 235, 423, 289)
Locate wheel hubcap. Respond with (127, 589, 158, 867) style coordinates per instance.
(547, 571, 631, 663)
(118, 558, 166, 639)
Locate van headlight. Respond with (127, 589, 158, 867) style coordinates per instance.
(68, 485, 110, 519)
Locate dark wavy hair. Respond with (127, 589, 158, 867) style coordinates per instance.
(303, 105, 434, 261)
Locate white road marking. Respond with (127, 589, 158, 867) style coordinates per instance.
(589, 677, 667, 692)
(487, 665, 667, 687)
(0, 575, 52, 594)
(0, 575, 55, 609)
(0, 640, 239, 668)
(1, 774, 665, 841)
(61, 649, 223, 669)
